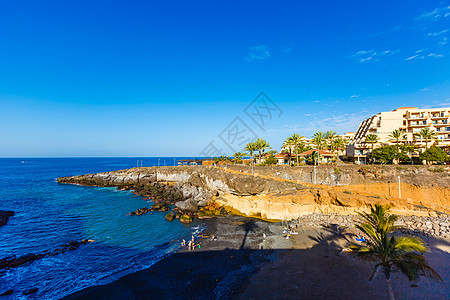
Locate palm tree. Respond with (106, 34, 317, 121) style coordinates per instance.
(400, 144, 417, 164)
(347, 204, 442, 300)
(232, 152, 246, 163)
(245, 141, 257, 172)
(388, 129, 406, 149)
(253, 138, 270, 163)
(282, 137, 295, 166)
(325, 131, 338, 152)
(288, 133, 305, 166)
(365, 134, 379, 163)
(309, 150, 323, 165)
(312, 131, 327, 150)
(414, 128, 438, 150)
(332, 137, 348, 155)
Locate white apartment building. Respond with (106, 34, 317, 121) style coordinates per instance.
(347, 107, 450, 163)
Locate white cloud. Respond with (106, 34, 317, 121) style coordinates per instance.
(428, 53, 444, 58)
(405, 48, 444, 60)
(372, 25, 402, 37)
(416, 5, 450, 22)
(281, 45, 293, 54)
(428, 29, 449, 36)
(438, 37, 448, 46)
(350, 49, 398, 63)
(350, 95, 361, 98)
(406, 54, 419, 60)
(245, 45, 271, 63)
(272, 112, 373, 137)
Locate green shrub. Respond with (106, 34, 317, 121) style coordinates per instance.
(419, 147, 448, 164)
(343, 190, 352, 195)
(334, 167, 342, 175)
(428, 167, 445, 172)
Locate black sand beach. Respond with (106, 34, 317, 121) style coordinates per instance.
(65, 217, 450, 299)
(64, 216, 450, 300)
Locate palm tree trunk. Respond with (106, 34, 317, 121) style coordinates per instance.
(387, 278, 395, 300)
(371, 143, 374, 165)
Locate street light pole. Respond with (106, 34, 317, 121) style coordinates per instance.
(314, 165, 317, 184)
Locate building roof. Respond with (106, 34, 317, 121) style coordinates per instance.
(393, 107, 418, 111)
(275, 152, 294, 158)
(298, 150, 336, 156)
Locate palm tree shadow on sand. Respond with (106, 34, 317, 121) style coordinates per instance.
(239, 219, 259, 250)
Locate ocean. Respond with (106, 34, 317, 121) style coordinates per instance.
(0, 158, 202, 299)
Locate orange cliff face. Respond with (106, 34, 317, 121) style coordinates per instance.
(58, 165, 450, 221)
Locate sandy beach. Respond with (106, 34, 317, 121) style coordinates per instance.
(64, 215, 449, 300)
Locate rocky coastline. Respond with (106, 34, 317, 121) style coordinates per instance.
(57, 166, 449, 222)
(0, 239, 94, 270)
(294, 213, 450, 238)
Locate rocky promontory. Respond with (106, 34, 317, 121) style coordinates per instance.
(57, 166, 449, 221)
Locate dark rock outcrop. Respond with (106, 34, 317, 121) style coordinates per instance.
(23, 288, 38, 295)
(0, 211, 14, 226)
(0, 289, 13, 296)
(0, 239, 94, 270)
(165, 212, 174, 221)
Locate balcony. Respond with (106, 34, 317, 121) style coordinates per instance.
(431, 113, 447, 119)
(407, 114, 427, 120)
(408, 122, 428, 127)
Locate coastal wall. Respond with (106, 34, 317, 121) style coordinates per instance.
(226, 164, 450, 188)
(57, 165, 450, 220)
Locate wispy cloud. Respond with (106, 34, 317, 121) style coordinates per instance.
(281, 45, 293, 54)
(372, 25, 402, 37)
(245, 45, 271, 63)
(422, 98, 450, 109)
(405, 49, 444, 60)
(350, 49, 398, 63)
(268, 112, 373, 137)
(438, 36, 448, 45)
(428, 53, 444, 58)
(350, 95, 361, 98)
(416, 5, 450, 22)
(428, 29, 449, 36)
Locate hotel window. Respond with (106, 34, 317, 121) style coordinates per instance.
(446, 127, 450, 131)
(437, 128, 441, 132)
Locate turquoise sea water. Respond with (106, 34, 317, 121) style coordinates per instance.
(0, 158, 201, 299)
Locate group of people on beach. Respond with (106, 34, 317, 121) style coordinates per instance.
(181, 235, 201, 251)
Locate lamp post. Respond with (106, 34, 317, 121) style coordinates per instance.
(314, 165, 317, 184)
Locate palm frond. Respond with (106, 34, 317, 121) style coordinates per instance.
(394, 236, 428, 253)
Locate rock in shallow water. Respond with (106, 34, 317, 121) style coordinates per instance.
(23, 288, 38, 295)
(0, 210, 14, 226)
(165, 212, 174, 221)
(180, 215, 193, 223)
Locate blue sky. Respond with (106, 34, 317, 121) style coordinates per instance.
(1, 0, 449, 157)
